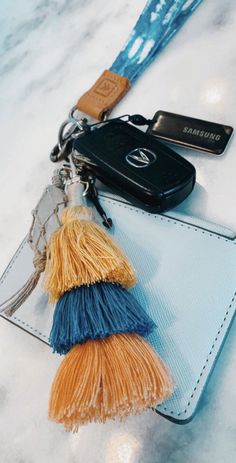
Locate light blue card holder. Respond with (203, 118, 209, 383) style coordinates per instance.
(1, 193, 236, 423)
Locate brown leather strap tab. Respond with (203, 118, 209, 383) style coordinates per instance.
(76, 70, 131, 120)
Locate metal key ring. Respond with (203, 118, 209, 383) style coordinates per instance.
(58, 117, 85, 150)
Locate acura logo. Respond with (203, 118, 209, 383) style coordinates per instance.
(125, 148, 157, 168)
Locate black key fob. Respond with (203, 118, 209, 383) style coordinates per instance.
(73, 120, 196, 212)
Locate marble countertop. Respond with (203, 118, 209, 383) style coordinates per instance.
(0, 1, 236, 462)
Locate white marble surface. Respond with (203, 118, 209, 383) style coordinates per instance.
(0, 0, 236, 462)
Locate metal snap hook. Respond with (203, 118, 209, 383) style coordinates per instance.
(58, 117, 84, 150)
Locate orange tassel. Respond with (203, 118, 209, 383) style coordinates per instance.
(49, 333, 173, 432)
(43, 206, 136, 303)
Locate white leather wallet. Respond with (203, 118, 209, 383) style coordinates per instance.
(1, 192, 236, 423)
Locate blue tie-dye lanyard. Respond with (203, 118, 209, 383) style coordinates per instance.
(111, 0, 203, 84)
(54, 0, 204, 160)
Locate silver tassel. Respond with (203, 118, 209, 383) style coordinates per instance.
(0, 170, 67, 317)
(1, 250, 47, 317)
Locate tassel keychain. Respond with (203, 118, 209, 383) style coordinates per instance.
(0, 0, 207, 434)
(45, 158, 173, 432)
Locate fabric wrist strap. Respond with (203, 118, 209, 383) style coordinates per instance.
(77, 0, 203, 120)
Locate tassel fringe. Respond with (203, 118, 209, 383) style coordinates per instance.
(49, 282, 156, 354)
(0, 250, 46, 317)
(49, 333, 173, 431)
(44, 206, 136, 303)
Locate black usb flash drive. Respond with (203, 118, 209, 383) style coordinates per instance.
(148, 111, 233, 155)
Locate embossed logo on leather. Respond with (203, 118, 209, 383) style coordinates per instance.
(76, 70, 131, 120)
(95, 78, 116, 98)
(126, 148, 157, 168)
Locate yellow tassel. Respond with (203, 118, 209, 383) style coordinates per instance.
(43, 206, 136, 302)
(48, 333, 173, 432)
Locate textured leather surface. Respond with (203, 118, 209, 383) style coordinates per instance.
(1, 195, 236, 423)
(76, 70, 130, 120)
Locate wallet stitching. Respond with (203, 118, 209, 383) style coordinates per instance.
(1, 201, 235, 418)
(103, 199, 235, 243)
(159, 293, 235, 416)
(0, 239, 26, 284)
(11, 316, 48, 339)
(0, 240, 49, 340)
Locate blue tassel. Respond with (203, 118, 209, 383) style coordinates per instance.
(49, 282, 156, 354)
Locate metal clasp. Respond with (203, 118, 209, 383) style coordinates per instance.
(50, 106, 99, 163)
